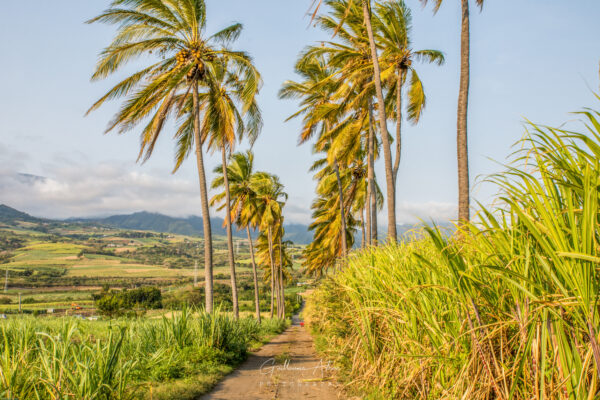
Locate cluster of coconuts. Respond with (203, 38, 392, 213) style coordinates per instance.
(176, 47, 208, 81)
(398, 49, 412, 69)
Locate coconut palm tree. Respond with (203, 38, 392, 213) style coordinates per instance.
(211, 151, 262, 323)
(255, 228, 293, 318)
(276, 222, 292, 319)
(316, 2, 382, 246)
(303, 192, 357, 276)
(200, 58, 261, 320)
(280, 55, 349, 257)
(251, 173, 287, 319)
(87, 0, 257, 313)
(419, 0, 484, 223)
(375, 0, 444, 184)
(361, 0, 397, 242)
(310, 0, 397, 241)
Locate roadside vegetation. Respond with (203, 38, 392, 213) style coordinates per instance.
(0, 308, 287, 400)
(306, 108, 600, 398)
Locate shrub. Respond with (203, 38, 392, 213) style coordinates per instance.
(94, 286, 163, 317)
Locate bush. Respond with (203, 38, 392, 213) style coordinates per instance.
(94, 286, 163, 317)
(96, 293, 125, 318)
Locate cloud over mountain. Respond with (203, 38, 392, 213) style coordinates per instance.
(0, 157, 316, 223)
(0, 150, 455, 225)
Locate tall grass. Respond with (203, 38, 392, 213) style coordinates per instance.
(0, 310, 287, 399)
(306, 106, 600, 399)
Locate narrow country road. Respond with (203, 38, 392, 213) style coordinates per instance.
(200, 313, 345, 400)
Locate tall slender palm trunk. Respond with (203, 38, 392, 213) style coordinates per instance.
(365, 154, 372, 247)
(457, 0, 471, 224)
(362, 0, 397, 242)
(192, 83, 213, 313)
(267, 227, 275, 319)
(220, 146, 239, 319)
(367, 101, 378, 244)
(333, 158, 348, 257)
(275, 263, 281, 318)
(246, 227, 261, 324)
(278, 234, 285, 319)
(274, 241, 282, 319)
(360, 207, 366, 249)
(393, 71, 404, 183)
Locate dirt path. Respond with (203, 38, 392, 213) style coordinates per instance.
(200, 314, 345, 400)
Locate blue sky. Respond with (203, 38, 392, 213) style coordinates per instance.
(1, 1, 599, 224)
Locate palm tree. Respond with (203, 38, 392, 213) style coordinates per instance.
(361, 0, 397, 241)
(202, 59, 262, 320)
(310, 0, 397, 241)
(251, 173, 287, 319)
(211, 151, 262, 323)
(419, 0, 484, 223)
(303, 193, 357, 276)
(316, 1, 380, 246)
(302, 143, 378, 275)
(280, 55, 349, 257)
(375, 0, 444, 184)
(255, 228, 293, 318)
(276, 222, 291, 319)
(87, 0, 257, 313)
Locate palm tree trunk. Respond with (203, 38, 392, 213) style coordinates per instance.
(267, 226, 275, 319)
(362, 0, 397, 242)
(360, 207, 366, 249)
(278, 234, 285, 319)
(393, 71, 404, 182)
(192, 83, 213, 313)
(365, 159, 372, 247)
(367, 101, 378, 244)
(333, 158, 348, 257)
(220, 146, 239, 319)
(274, 236, 281, 319)
(275, 262, 281, 318)
(246, 227, 261, 324)
(457, 0, 471, 224)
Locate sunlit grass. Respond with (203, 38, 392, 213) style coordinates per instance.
(0, 309, 288, 399)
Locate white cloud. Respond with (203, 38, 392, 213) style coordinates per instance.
(0, 155, 317, 223)
(0, 159, 203, 219)
(395, 201, 457, 225)
(0, 148, 456, 225)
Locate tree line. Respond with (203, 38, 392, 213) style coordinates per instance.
(282, 0, 480, 274)
(88, 0, 483, 314)
(88, 0, 293, 321)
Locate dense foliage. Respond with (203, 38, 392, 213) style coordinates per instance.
(93, 286, 163, 317)
(307, 106, 600, 398)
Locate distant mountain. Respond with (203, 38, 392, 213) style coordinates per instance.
(0, 204, 43, 224)
(74, 211, 315, 244)
(283, 223, 313, 245)
(1, 204, 452, 245)
(74, 211, 231, 239)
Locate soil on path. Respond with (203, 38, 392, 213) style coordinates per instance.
(200, 314, 345, 400)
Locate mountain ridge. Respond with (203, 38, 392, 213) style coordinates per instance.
(0, 204, 314, 244)
(0, 204, 451, 245)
